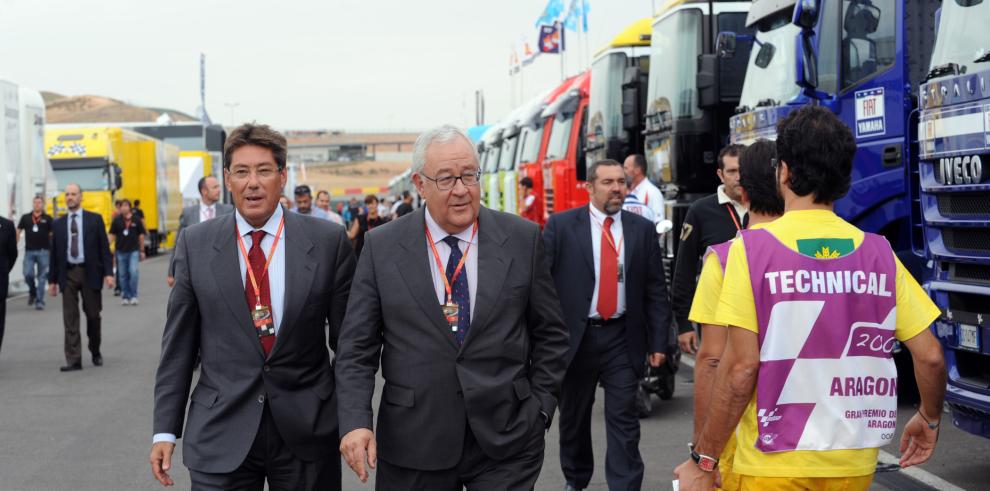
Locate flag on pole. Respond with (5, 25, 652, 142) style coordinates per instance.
(522, 37, 539, 65)
(538, 22, 565, 54)
(534, 0, 565, 27)
(563, 0, 590, 32)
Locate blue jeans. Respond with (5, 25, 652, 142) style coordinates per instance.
(23, 249, 49, 304)
(116, 251, 140, 300)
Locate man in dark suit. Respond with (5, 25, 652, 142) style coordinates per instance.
(0, 213, 17, 357)
(150, 124, 355, 490)
(543, 159, 672, 491)
(167, 175, 234, 287)
(336, 125, 569, 490)
(48, 183, 114, 372)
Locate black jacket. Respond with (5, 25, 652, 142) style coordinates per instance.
(543, 207, 673, 375)
(0, 217, 17, 281)
(670, 193, 745, 334)
(48, 210, 113, 291)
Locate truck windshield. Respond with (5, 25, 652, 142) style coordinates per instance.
(52, 159, 110, 191)
(589, 52, 627, 143)
(546, 113, 573, 160)
(498, 134, 519, 171)
(518, 125, 544, 164)
(739, 11, 801, 109)
(929, 0, 990, 76)
(482, 143, 501, 174)
(647, 8, 703, 119)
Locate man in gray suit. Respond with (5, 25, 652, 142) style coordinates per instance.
(150, 124, 355, 490)
(166, 175, 233, 287)
(336, 125, 569, 490)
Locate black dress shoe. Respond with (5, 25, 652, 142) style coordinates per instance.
(565, 484, 583, 491)
(60, 363, 82, 372)
(92, 354, 103, 366)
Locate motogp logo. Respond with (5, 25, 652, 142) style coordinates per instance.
(757, 407, 783, 427)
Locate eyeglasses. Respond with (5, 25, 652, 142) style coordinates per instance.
(226, 166, 280, 181)
(419, 171, 482, 191)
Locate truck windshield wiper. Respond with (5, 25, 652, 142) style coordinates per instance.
(924, 62, 962, 82)
(755, 99, 779, 108)
(974, 52, 990, 64)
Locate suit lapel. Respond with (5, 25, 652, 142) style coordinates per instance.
(460, 207, 510, 351)
(209, 213, 265, 358)
(396, 208, 459, 350)
(191, 206, 201, 225)
(621, 211, 637, 271)
(576, 209, 595, 273)
(269, 212, 316, 358)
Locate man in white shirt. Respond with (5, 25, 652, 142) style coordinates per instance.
(623, 154, 664, 222)
(167, 175, 233, 287)
(316, 190, 346, 226)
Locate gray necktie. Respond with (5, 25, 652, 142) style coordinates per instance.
(70, 214, 79, 259)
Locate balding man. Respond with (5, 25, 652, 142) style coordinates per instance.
(48, 184, 114, 372)
(168, 175, 234, 287)
(336, 124, 569, 489)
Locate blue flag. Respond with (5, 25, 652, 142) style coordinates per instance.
(563, 0, 589, 32)
(535, 0, 565, 27)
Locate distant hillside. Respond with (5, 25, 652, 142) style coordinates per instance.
(43, 91, 196, 124)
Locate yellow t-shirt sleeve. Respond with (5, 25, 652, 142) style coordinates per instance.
(893, 256, 941, 341)
(689, 253, 725, 326)
(715, 238, 758, 333)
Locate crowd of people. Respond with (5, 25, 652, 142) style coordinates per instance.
(0, 107, 950, 491)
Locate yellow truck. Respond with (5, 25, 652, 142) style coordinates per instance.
(45, 126, 181, 253)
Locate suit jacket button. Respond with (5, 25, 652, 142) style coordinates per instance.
(263, 364, 270, 372)
(456, 390, 463, 397)
(258, 395, 265, 404)
(456, 356, 464, 363)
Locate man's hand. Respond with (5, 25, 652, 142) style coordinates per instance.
(648, 352, 666, 368)
(899, 411, 939, 468)
(340, 428, 377, 483)
(679, 331, 699, 355)
(48, 283, 58, 297)
(673, 459, 718, 491)
(149, 442, 176, 487)
(166, 276, 175, 287)
(105, 275, 115, 289)
(140, 251, 147, 261)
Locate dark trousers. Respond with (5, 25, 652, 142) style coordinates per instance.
(63, 265, 102, 365)
(376, 422, 545, 491)
(559, 320, 644, 490)
(188, 405, 340, 491)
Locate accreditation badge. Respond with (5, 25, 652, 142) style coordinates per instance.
(123, 228, 129, 236)
(442, 302, 459, 332)
(252, 304, 275, 337)
(32, 224, 38, 233)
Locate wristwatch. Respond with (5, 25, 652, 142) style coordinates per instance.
(688, 443, 719, 472)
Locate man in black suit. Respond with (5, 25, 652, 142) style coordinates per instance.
(336, 125, 569, 490)
(48, 183, 114, 372)
(150, 124, 355, 490)
(167, 175, 234, 287)
(0, 213, 17, 357)
(543, 159, 672, 491)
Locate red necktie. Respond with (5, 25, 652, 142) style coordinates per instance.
(244, 230, 275, 355)
(597, 216, 617, 320)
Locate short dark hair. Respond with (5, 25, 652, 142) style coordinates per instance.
(587, 159, 623, 182)
(628, 154, 648, 174)
(134, 199, 141, 207)
(739, 139, 784, 216)
(223, 123, 287, 171)
(776, 106, 856, 204)
(197, 175, 215, 193)
(718, 144, 745, 170)
(364, 194, 378, 205)
(119, 199, 132, 208)
(294, 185, 312, 197)
(520, 176, 534, 189)
(402, 190, 411, 199)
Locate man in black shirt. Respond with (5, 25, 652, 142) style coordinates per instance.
(670, 144, 747, 354)
(17, 196, 53, 310)
(109, 200, 146, 306)
(394, 190, 414, 218)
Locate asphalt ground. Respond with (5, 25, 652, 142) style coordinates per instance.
(0, 255, 988, 490)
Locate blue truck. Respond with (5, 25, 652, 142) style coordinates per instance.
(918, 0, 990, 439)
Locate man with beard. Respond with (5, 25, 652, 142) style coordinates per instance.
(671, 144, 747, 356)
(543, 159, 672, 490)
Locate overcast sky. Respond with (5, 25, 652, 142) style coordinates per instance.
(0, 0, 659, 131)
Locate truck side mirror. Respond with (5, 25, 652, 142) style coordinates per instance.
(793, 0, 820, 30)
(621, 66, 642, 133)
(696, 54, 718, 108)
(796, 32, 819, 91)
(717, 32, 737, 58)
(113, 163, 123, 190)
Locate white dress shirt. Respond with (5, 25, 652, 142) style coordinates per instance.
(425, 209, 478, 321)
(153, 205, 288, 445)
(588, 204, 626, 319)
(66, 210, 85, 264)
(632, 178, 665, 222)
(199, 201, 217, 222)
(717, 184, 748, 225)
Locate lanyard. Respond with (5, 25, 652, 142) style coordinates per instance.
(124, 217, 132, 230)
(590, 211, 624, 256)
(726, 204, 742, 231)
(235, 217, 285, 308)
(425, 221, 478, 304)
(31, 213, 41, 225)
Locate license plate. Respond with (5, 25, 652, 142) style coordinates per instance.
(959, 324, 980, 350)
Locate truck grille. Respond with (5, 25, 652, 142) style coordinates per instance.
(950, 263, 990, 285)
(944, 228, 990, 254)
(938, 193, 990, 217)
(545, 189, 555, 214)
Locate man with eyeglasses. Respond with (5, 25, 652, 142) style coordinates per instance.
(337, 124, 569, 489)
(151, 123, 356, 490)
